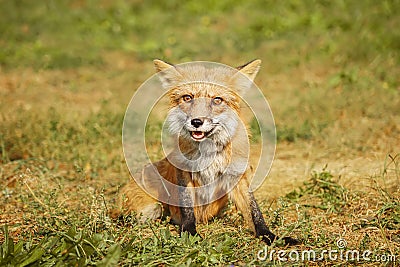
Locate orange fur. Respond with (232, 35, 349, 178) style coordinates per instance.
(116, 60, 298, 245)
(118, 59, 260, 228)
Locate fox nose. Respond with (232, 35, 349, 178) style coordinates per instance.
(191, 118, 204, 128)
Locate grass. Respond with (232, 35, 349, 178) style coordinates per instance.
(1, 0, 399, 266)
(1, 164, 399, 266)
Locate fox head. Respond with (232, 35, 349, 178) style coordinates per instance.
(154, 59, 261, 148)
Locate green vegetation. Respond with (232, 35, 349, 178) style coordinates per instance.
(285, 167, 349, 213)
(1, 0, 399, 266)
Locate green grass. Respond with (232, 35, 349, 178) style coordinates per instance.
(1, 105, 124, 175)
(1, 0, 399, 266)
(1, 0, 399, 69)
(1, 164, 399, 266)
(285, 167, 349, 213)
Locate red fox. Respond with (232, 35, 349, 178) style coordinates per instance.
(117, 59, 298, 245)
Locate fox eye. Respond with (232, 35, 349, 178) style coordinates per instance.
(213, 97, 223, 105)
(182, 95, 193, 102)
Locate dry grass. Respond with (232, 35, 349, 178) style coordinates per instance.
(1, 0, 399, 266)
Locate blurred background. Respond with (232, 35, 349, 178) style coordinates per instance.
(0, 0, 399, 264)
(1, 0, 398, 179)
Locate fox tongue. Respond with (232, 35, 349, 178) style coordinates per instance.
(191, 131, 205, 139)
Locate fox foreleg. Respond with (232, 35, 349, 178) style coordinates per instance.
(177, 170, 198, 236)
(230, 177, 299, 246)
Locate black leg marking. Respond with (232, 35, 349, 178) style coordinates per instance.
(249, 193, 276, 245)
(180, 206, 197, 235)
(177, 170, 197, 236)
(249, 193, 299, 246)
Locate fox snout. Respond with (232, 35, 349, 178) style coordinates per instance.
(186, 116, 215, 141)
(190, 118, 204, 128)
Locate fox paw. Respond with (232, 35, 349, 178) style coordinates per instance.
(261, 234, 300, 246)
(181, 223, 198, 236)
(282, 236, 301, 246)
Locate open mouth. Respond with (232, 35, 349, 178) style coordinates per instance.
(190, 130, 212, 141)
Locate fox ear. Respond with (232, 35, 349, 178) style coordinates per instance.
(230, 59, 261, 93)
(154, 59, 174, 72)
(236, 59, 261, 82)
(153, 59, 183, 89)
